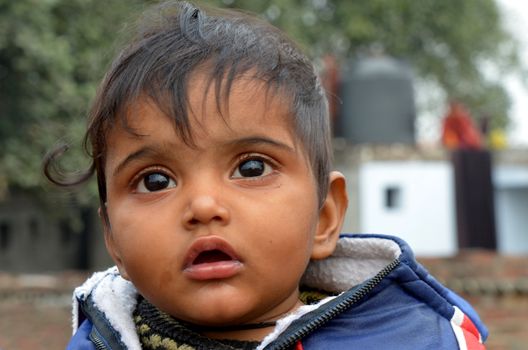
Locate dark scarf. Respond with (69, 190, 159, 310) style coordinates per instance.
(133, 289, 332, 350)
(133, 296, 260, 350)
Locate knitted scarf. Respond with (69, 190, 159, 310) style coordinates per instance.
(133, 289, 331, 350)
(134, 296, 260, 350)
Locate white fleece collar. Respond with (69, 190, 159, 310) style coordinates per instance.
(73, 236, 402, 349)
(302, 236, 401, 292)
(73, 266, 141, 350)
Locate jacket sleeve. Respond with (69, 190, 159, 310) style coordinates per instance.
(66, 319, 96, 350)
(449, 305, 486, 350)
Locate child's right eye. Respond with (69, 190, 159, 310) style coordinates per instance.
(135, 172, 176, 193)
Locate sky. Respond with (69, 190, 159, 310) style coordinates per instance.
(497, 0, 528, 146)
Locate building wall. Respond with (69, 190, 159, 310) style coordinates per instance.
(334, 145, 457, 256)
(358, 161, 457, 256)
(0, 194, 112, 272)
(334, 145, 528, 256)
(0, 195, 78, 272)
(494, 165, 528, 255)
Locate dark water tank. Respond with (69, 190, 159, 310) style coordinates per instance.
(336, 56, 416, 144)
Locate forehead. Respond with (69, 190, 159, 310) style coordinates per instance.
(103, 76, 315, 184)
(116, 74, 298, 145)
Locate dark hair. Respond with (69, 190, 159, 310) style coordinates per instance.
(45, 1, 332, 223)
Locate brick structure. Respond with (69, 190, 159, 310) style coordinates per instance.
(420, 251, 528, 349)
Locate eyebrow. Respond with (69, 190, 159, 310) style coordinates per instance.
(112, 145, 171, 178)
(111, 136, 295, 178)
(225, 136, 295, 153)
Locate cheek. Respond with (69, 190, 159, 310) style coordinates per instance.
(255, 192, 319, 264)
(107, 201, 175, 265)
(107, 203, 181, 294)
(107, 202, 138, 244)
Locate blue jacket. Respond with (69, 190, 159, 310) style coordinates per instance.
(66, 234, 487, 349)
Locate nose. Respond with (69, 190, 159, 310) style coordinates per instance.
(182, 193, 230, 229)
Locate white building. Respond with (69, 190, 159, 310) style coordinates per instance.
(335, 145, 528, 256)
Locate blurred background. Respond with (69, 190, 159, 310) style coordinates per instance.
(1, 0, 527, 348)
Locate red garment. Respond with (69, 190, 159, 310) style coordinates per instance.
(441, 102, 483, 150)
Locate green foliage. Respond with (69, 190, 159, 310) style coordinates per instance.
(210, 0, 521, 126)
(0, 0, 523, 198)
(0, 0, 145, 199)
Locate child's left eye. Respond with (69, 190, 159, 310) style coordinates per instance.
(232, 158, 273, 178)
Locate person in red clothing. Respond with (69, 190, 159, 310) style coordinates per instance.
(441, 101, 483, 149)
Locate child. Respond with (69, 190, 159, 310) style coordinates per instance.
(46, 1, 487, 349)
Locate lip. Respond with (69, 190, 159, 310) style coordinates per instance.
(183, 236, 243, 281)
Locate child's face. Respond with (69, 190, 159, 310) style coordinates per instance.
(102, 76, 330, 330)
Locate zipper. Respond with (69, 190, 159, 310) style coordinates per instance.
(269, 258, 401, 350)
(89, 327, 109, 350)
(81, 294, 125, 349)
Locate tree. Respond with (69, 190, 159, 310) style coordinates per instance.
(209, 0, 522, 128)
(0, 0, 522, 198)
(0, 0, 145, 198)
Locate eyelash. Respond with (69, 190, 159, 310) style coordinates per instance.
(129, 166, 174, 191)
(231, 154, 278, 179)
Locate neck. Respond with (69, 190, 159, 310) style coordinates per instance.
(202, 299, 305, 341)
(180, 318, 278, 341)
(185, 320, 277, 332)
(204, 325, 277, 342)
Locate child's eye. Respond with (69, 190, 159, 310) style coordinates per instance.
(232, 158, 273, 178)
(136, 172, 176, 193)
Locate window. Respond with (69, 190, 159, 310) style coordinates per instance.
(385, 186, 402, 210)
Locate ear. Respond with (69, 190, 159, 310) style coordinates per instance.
(311, 171, 348, 260)
(98, 207, 130, 280)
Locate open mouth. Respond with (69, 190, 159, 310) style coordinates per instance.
(192, 249, 234, 265)
(183, 237, 243, 280)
